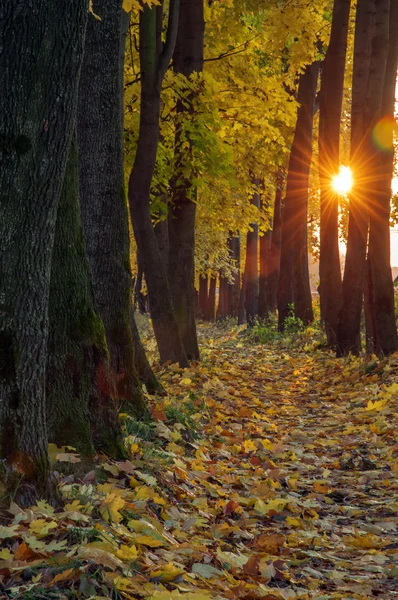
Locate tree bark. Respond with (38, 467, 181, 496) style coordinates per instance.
(318, 0, 351, 346)
(278, 64, 319, 329)
(0, 0, 87, 504)
(168, 0, 204, 360)
(258, 196, 272, 320)
(337, 0, 375, 355)
(78, 1, 147, 418)
(47, 139, 125, 458)
(366, 0, 398, 355)
(128, 1, 188, 367)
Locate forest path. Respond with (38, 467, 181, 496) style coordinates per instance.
(159, 324, 398, 599)
(3, 325, 398, 600)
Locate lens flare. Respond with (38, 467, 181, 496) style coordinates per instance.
(332, 166, 353, 195)
(372, 116, 396, 151)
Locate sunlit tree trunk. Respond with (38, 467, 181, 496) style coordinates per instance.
(128, 1, 188, 367)
(278, 64, 319, 329)
(337, 0, 376, 355)
(258, 200, 272, 320)
(168, 0, 204, 359)
(318, 0, 351, 345)
(0, 0, 87, 505)
(366, 0, 398, 355)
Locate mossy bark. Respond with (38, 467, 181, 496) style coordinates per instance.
(47, 139, 125, 458)
(77, 1, 148, 416)
(0, 0, 87, 505)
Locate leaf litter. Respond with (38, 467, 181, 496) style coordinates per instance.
(1, 323, 398, 599)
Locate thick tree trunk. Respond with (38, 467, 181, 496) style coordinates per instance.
(199, 275, 208, 318)
(226, 235, 241, 317)
(366, 0, 398, 355)
(267, 179, 284, 313)
(168, 0, 204, 360)
(78, 0, 147, 418)
(128, 2, 187, 367)
(337, 0, 376, 355)
(278, 64, 319, 329)
(154, 218, 170, 274)
(206, 276, 217, 320)
(0, 0, 87, 504)
(47, 140, 125, 457)
(318, 0, 351, 345)
(245, 185, 260, 326)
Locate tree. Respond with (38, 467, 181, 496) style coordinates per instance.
(244, 183, 261, 326)
(278, 63, 319, 329)
(318, 0, 351, 346)
(47, 139, 124, 457)
(128, 0, 188, 367)
(168, 0, 204, 360)
(77, 0, 148, 418)
(0, 0, 88, 504)
(337, 0, 379, 355)
(366, 0, 398, 355)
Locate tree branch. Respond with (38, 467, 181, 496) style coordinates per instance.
(157, 0, 180, 84)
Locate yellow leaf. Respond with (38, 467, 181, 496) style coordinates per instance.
(366, 399, 389, 411)
(100, 494, 125, 523)
(180, 378, 192, 385)
(134, 485, 153, 501)
(242, 439, 257, 453)
(150, 592, 212, 600)
(254, 497, 287, 515)
(314, 481, 329, 494)
(29, 519, 57, 537)
(116, 544, 139, 561)
(150, 562, 184, 582)
(286, 516, 302, 528)
(134, 534, 165, 547)
(0, 549, 13, 560)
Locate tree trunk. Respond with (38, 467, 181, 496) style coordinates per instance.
(131, 312, 165, 394)
(292, 63, 319, 325)
(47, 139, 125, 457)
(128, 2, 188, 367)
(245, 185, 260, 326)
(0, 0, 87, 505)
(258, 199, 272, 320)
(154, 218, 170, 274)
(226, 234, 241, 317)
(267, 178, 284, 313)
(78, 0, 147, 418)
(318, 0, 351, 345)
(199, 275, 208, 318)
(134, 251, 147, 313)
(337, 0, 375, 355)
(168, 0, 204, 360)
(238, 273, 247, 325)
(217, 274, 228, 320)
(206, 276, 217, 320)
(278, 64, 319, 329)
(366, 0, 398, 355)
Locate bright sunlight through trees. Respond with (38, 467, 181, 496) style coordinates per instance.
(332, 165, 353, 195)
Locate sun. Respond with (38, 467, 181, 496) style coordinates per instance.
(332, 166, 353, 195)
